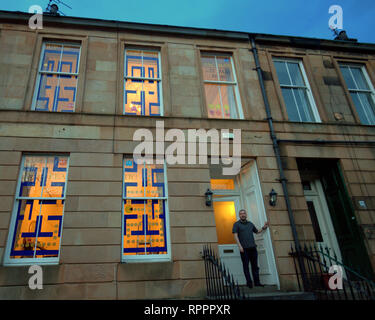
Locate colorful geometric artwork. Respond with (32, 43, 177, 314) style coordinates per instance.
(35, 43, 80, 112)
(124, 50, 161, 116)
(9, 155, 68, 259)
(201, 54, 239, 119)
(123, 159, 168, 256)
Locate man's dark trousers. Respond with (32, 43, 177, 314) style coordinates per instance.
(240, 247, 260, 285)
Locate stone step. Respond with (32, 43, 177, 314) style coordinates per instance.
(239, 284, 279, 295)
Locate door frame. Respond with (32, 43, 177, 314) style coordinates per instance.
(238, 161, 280, 288)
(304, 179, 344, 265)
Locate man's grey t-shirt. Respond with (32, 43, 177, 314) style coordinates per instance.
(232, 220, 258, 248)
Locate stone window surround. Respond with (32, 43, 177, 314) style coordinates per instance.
(270, 54, 322, 123)
(266, 50, 328, 123)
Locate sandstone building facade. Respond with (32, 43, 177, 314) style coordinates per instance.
(0, 10, 374, 299)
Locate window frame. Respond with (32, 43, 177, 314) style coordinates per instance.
(201, 52, 244, 120)
(339, 63, 375, 125)
(121, 158, 171, 263)
(273, 58, 321, 123)
(123, 47, 164, 116)
(31, 41, 82, 113)
(3, 154, 70, 266)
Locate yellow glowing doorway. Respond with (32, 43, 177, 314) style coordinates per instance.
(213, 200, 238, 245)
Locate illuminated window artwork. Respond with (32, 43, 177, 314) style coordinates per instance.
(122, 158, 170, 261)
(33, 43, 80, 112)
(201, 53, 243, 119)
(124, 49, 162, 116)
(4, 155, 69, 265)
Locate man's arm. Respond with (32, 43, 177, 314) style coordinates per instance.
(233, 233, 244, 253)
(255, 221, 269, 234)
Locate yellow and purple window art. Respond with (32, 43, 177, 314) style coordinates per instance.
(123, 158, 168, 257)
(201, 54, 240, 119)
(9, 155, 68, 260)
(34, 43, 80, 112)
(124, 49, 162, 116)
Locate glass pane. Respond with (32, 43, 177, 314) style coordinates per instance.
(213, 201, 237, 244)
(205, 84, 238, 119)
(9, 199, 64, 259)
(34, 200, 64, 258)
(201, 55, 218, 81)
(41, 44, 62, 72)
(124, 159, 165, 198)
(143, 80, 161, 116)
(125, 50, 143, 78)
(217, 56, 234, 82)
(350, 67, 370, 90)
(60, 45, 80, 73)
(287, 62, 304, 86)
(124, 79, 161, 116)
(351, 92, 375, 125)
(220, 84, 238, 119)
(274, 61, 291, 85)
(123, 199, 167, 256)
(294, 88, 315, 122)
(281, 87, 300, 121)
(143, 51, 159, 79)
(307, 201, 323, 242)
(340, 65, 356, 89)
(205, 84, 221, 118)
(19, 156, 46, 197)
(55, 75, 77, 112)
(35, 74, 59, 111)
(210, 179, 235, 190)
(41, 156, 68, 198)
(35, 74, 77, 112)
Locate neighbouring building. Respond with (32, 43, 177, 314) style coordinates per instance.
(0, 10, 374, 299)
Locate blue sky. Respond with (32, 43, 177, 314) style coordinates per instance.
(1, 0, 374, 43)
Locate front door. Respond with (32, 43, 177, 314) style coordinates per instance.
(212, 196, 246, 284)
(320, 162, 374, 280)
(303, 179, 343, 264)
(210, 160, 279, 286)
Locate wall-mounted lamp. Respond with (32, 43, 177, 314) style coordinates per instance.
(269, 189, 278, 207)
(205, 188, 213, 207)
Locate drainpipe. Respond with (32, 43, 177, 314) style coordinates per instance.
(249, 36, 309, 290)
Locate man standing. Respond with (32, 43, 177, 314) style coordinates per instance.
(232, 209, 269, 288)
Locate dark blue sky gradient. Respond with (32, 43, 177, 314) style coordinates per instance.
(1, 0, 374, 43)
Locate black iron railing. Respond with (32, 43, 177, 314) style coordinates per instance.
(202, 244, 246, 300)
(290, 243, 375, 300)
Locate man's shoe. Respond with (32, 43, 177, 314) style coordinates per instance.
(254, 283, 265, 287)
(247, 282, 253, 289)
